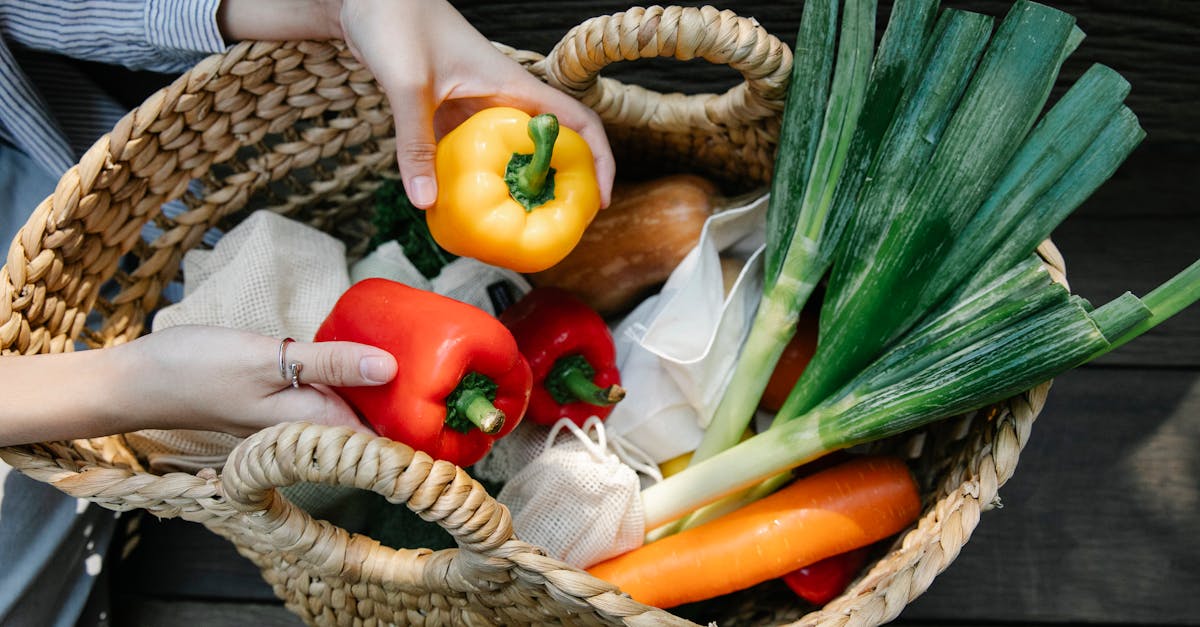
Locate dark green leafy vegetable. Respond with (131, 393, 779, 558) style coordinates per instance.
(371, 179, 455, 279)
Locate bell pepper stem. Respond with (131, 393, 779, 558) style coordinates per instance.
(562, 367, 626, 405)
(506, 114, 559, 211)
(519, 114, 558, 192)
(545, 354, 625, 407)
(445, 372, 505, 434)
(455, 391, 506, 434)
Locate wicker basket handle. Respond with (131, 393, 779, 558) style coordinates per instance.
(539, 5, 792, 133)
(221, 422, 513, 552)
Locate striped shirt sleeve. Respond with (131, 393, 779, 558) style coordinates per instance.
(0, 0, 227, 74)
(0, 39, 74, 172)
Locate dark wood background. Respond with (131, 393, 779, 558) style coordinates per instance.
(108, 1, 1200, 625)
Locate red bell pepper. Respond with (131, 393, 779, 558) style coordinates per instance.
(314, 278, 532, 467)
(781, 546, 872, 606)
(499, 287, 624, 426)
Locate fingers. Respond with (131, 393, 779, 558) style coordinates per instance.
(273, 385, 378, 435)
(505, 79, 617, 207)
(341, 0, 443, 209)
(577, 114, 616, 208)
(390, 95, 440, 209)
(284, 340, 398, 388)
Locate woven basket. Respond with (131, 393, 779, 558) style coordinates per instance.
(0, 6, 1062, 626)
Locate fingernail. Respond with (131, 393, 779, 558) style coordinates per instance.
(360, 355, 396, 384)
(409, 176, 436, 207)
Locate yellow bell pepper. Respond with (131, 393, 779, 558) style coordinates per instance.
(426, 107, 601, 273)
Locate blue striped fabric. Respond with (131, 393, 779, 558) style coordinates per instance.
(1, 0, 225, 73)
(0, 42, 73, 172)
(0, 0, 227, 175)
(16, 47, 130, 159)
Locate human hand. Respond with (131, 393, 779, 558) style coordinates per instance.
(114, 325, 396, 437)
(335, 0, 616, 209)
(217, 0, 615, 208)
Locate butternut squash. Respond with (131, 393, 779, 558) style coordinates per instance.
(529, 174, 721, 316)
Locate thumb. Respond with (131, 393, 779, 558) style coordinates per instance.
(391, 96, 440, 209)
(285, 340, 398, 388)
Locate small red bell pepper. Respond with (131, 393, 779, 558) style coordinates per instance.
(314, 278, 532, 467)
(781, 546, 872, 606)
(499, 287, 624, 426)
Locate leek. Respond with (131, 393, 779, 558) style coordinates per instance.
(819, 8, 993, 324)
(926, 64, 1133, 311)
(781, 1, 1079, 419)
(763, 0, 838, 292)
(689, 0, 878, 464)
(959, 106, 1146, 296)
(638, 1, 1193, 535)
(1096, 259, 1200, 357)
(657, 254, 1063, 535)
(689, 0, 951, 465)
(641, 290, 1152, 529)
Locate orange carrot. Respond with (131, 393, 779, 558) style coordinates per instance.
(588, 455, 921, 608)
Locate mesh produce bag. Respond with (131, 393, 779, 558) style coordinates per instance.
(498, 417, 660, 568)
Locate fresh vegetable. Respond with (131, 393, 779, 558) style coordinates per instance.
(657, 428, 755, 479)
(641, 0, 1193, 533)
(784, 1, 1081, 419)
(688, 0, 902, 468)
(426, 107, 601, 273)
(760, 302, 819, 412)
(782, 546, 872, 606)
(314, 278, 532, 467)
(664, 0, 941, 534)
(589, 455, 920, 608)
(370, 179, 455, 279)
(640, 261, 1165, 528)
(719, 256, 745, 297)
(1097, 259, 1200, 358)
(653, 303, 816, 537)
(529, 174, 721, 316)
(499, 287, 624, 426)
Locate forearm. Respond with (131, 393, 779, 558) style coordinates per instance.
(0, 0, 344, 75)
(217, 0, 344, 42)
(0, 348, 139, 447)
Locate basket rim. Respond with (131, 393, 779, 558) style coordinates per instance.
(0, 6, 1062, 625)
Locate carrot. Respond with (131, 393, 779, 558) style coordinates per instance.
(588, 455, 920, 608)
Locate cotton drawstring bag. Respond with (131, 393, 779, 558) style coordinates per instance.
(128, 210, 352, 478)
(496, 417, 660, 568)
(126, 210, 361, 520)
(605, 192, 769, 463)
(351, 243, 531, 316)
(469, 420, 554, 485)
(152, 210, 350, 342)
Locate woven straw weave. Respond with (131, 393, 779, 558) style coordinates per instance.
(0, 6, 1060, 626)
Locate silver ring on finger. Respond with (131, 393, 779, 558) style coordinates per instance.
(278, 337, 303, 389)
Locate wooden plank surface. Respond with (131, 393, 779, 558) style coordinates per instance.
(115, 599, 301, 627)
(455, 0, 1200, 142)
(901, 367, 1200, 623)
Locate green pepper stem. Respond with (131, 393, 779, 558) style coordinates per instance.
(546, 355, 625, 406)
(505, 114, 560, 211)
(518, 114, 558, 194)
(453, 389, 506, 434)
